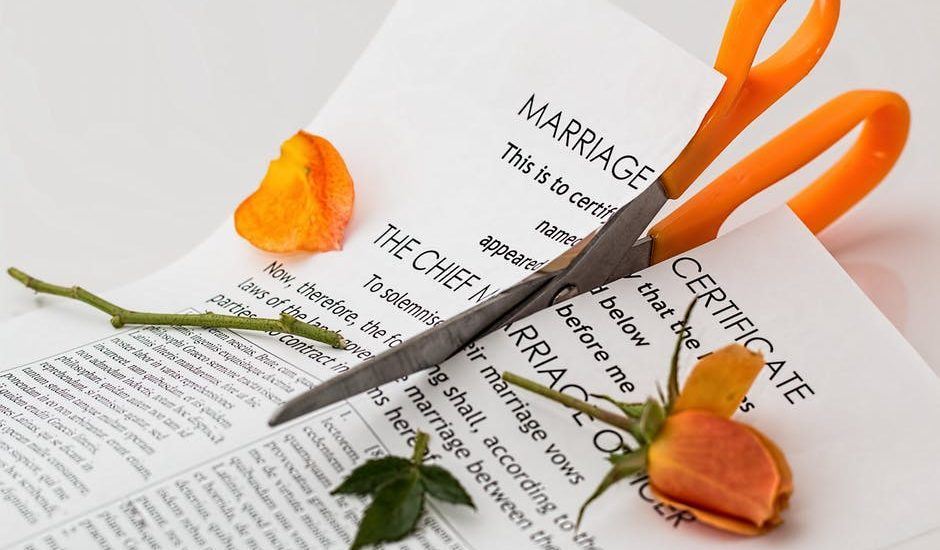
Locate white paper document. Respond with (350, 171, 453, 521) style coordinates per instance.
(2, 0, 937, 548)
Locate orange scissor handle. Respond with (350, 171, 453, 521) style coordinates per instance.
(660, 0, 840, 199)
(649, 90, 910, 264)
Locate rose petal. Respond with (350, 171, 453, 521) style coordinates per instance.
(650, 487, 768, 536)
(673, 344, 763, 418)
(746, 426, 793, 516)
(235, 131, 354, 253)
(647, 410, 784, 531)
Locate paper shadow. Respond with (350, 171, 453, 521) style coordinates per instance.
(836, 260, 908, 332)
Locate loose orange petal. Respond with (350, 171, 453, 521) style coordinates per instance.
(647, 410, 785, 533)
(672, 344, 763, 418)
(235, 131, 354, 253)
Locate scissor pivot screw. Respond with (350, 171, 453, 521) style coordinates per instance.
(552, 284, 579, 305)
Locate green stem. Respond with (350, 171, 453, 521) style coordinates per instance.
(502, 371, 638, 434)
(667, 299, 697, 409)
(7, 267, 346, 349)
(412, 431, 429, 464)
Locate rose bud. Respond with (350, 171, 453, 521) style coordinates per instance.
(647, 345, 792, 535)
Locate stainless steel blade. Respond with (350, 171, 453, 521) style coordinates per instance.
(268, 272, 553, 426)
(612, 235, 654, 281)
(494, 179, 667, 325)
(269, 179, 666, 425)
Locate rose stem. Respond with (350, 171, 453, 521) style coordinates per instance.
(7, 267, 346, 349)
(502, 371, 637, 433)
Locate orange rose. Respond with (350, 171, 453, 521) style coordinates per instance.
(235, 131, 354, 253)
(504, 339, 792, 537)
(648, 345, 792, 535)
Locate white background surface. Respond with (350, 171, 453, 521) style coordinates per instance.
(1, 2, 939, 547)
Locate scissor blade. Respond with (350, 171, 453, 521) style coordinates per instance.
(613, 235, 655, 280)
(269, 272, 553, 426)
(495, 180, 668, 325)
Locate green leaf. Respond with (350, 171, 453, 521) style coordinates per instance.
(341, 433, 475, 548)
(351, 471, 425, 550)
(577, 449, 646, 528)
(331, 456, 412, 496)
(638, 397, 666, 444)
(419, 465, 476, 509)
(589, 393, 645, 419)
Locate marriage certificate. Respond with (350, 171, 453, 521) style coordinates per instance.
(2, 1, 939, 549)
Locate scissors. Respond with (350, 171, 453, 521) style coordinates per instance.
(270, 0, 909, 426)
